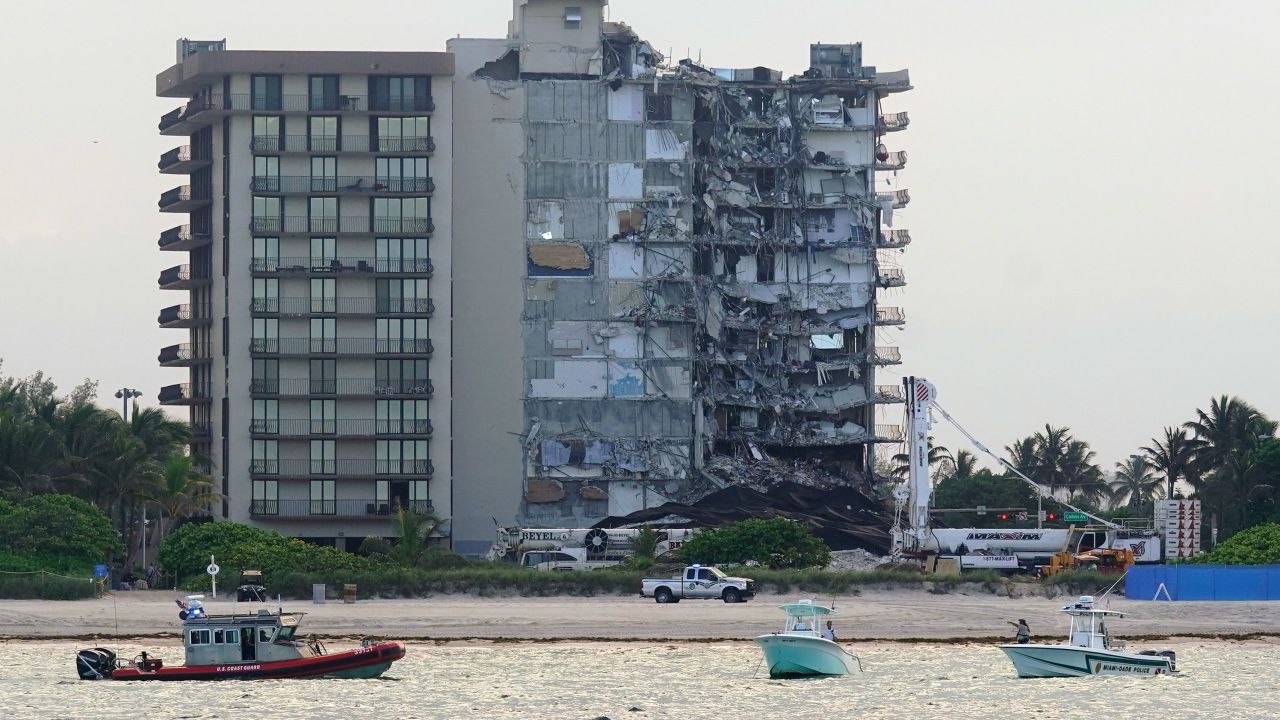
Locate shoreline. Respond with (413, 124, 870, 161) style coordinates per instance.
(4, 588, 1277, 644)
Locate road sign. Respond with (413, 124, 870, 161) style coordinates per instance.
(1063, 512, 1088, 523)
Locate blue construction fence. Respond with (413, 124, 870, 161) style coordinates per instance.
(1127, 564, 1280, 601)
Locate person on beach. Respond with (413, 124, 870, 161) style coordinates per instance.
(822, 620, 837, 642)
(1009, 619, 1030, 644)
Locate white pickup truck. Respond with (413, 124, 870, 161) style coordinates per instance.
(640, 565, 756, 604)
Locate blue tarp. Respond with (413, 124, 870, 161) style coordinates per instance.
(1128, 564, 1280, 601)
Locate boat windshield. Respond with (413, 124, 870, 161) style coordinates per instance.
(277, 626, 297, 641)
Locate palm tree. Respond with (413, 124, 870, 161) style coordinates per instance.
(1184, 396, 1277, 535)
(1060, 440, 1105, 503)
(1109, 455, 1162, 511)
(948, 449, 979, 481)
(1142, 427, 1196, 498)
(1005, 436, 1038, 475)
(891, 436, 952, 480)
(360, 505, 448, 569)
(146, 454, 221, 540)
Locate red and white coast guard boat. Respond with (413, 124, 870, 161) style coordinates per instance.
(76, 596, 405, 681)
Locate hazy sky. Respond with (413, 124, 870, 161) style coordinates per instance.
(0, 1, 1275, 470)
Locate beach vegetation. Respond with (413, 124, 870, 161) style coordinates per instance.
(677, 517, 830, 569)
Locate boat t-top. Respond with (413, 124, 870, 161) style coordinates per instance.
(76, 595, 405, 681)
(1000, 595, 1176, 678)
(754, 599, 861, 678)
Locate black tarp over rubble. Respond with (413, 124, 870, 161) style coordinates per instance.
(591, 481, 893, 554)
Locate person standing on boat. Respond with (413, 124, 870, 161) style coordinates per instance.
(822, 620, 837, 641)
(1009, 619, 1030, 644)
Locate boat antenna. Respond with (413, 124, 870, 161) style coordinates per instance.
(1096, 569, 1128, 601)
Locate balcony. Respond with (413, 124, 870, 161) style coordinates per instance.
(250, 498, 433, 519)
(158, 264, 210, 290)
(251, 378, 434, 398)
(873, 385, 905, 404)
(251, 135, 436, 155)
(875, 150, 908, 171)
(158, 145, 209, 174)
(158, 303, 212, 328)
(158, 383, 210, 405)
(876, 229, 911, 249)
(158, 343, 211, 367)
(878, 111, 910, 132)
(876, 267, 905, 288)
(876, 189, 911, 209)
(249, 216, 434, 236)
(250, 257, 433, 276)
(871, 346, 902, 365)
(874, 307, 905, 326)
(252, 297, 434, 317)
(249, 338, 433, 357)
(249, 419, 433, 438)
(158, 224, 211, 251)
(191, 421, 212, 440)
(158, 185, 211, 213)
(250, 459, 434, 479)
(874, 424, 905, 442)
(251, 176, 434, 195)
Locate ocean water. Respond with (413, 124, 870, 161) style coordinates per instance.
(2, 640, 1275, 719)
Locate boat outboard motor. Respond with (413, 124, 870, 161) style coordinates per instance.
(76, 647, 117, 680)
(1160, 650, 1177, 672)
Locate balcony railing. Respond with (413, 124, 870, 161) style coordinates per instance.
(875, 307, 905, 325)
(250, 498, 433, 518)
(249, 419, 434, 437)
(877, 268, 906, 287)
(158, 383, 210, 405)
(191, 422, 212, 439)
(875, 424, 905, 442)
(250, 257, 433, 275)
(249, 338, 434, 356)
(189, 93, 434, 114)
(158, 185, 210, 211)
(250, 459, 434, 478)
(875, 150, 908, 171)
(158, 224, 211, 251)
(250, 135, 436, 154)
(158, 265, 209, 289)
(876, 189, 911, 209)
(878, 111, 910, 132)
(250, 176, 435, 194)
(872, 346, 902, 365)
(251, 378, 434, 397)
(876, 229, 911, 249)
(158, 343, 211, 366)
(158, 303, 212, 327)
(158, 145, 209, 173)
(252, 297, 434, 316)
(248, 216, 434, 235)
(873, 385, 905, 403)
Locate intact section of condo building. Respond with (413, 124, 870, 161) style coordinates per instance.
(155, 40, 454, 547)
(449, 0, 913, 554)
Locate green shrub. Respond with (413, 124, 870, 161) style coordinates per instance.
(1188, 522, 1280, 565)
(677, 518, 830, 569)
(1045, 570, 1125, 595)
(158, 520, 376, 587)
(0, 548, 96, 576)
(0, 573, 98, 600)
(632, 526, 659, 560)
(0, 494, 122, 562)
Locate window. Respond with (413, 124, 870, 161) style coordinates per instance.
(253, 237, 279, 272)
(375, 157, 428, 193)
(213, 629, 224, 644)
(311, 157, 337, 192)
(253, 116, 281, 151)
(251, 318, 278, 353)
(309, 75, 340, 111)
(409, 479, 429, 505)
(252, 197, 281, 233)
(251, 75, 282, 111)
(310, 479, 335, 514)
(252, 358, 278, 393)
(310, 278, 336, 314)
(310, 399, 335, 434)
(369, 76, 430, 112)
(189, 629, 210, 645)
(310, 237, 337, 271)
(258, 627, 275, 643)
(376, 278, 430, 314)
(252, 278, 278, 313)
(376, 359, 430, 394)
(310, 318, 335, 353)
(309, 116, 338, 152)
(310, 440, 335, 475)
(253, 156, 280, 192)
(376, 237, 429, 273)
(309, 197, 338, 233)
(252, 399, 278, 434)
(697, 569, 713, 581)
(376, 318, 429, 353)
(310, 359, 336, 394)
(224, 629, 240, 645)
(645, 94, 672, 121)
(375, 480, 390, 509)
(374, 116, 430, 152)
(253, 479, 278, 514)
(377, 440, 429, 474)
(377, 399, 430, 434)
(278, 626, 296, 641)
(252, 439, 278, 474)
(756, 248, 775, 282)
(374, 197, 428, 233)
(564, 6, 582, 29)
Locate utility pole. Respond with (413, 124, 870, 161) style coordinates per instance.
(114, 388, 143, 422)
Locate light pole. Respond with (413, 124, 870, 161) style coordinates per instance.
(114, 388, 143, 422)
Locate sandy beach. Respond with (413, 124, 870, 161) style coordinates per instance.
(1, 589, 1276, 642)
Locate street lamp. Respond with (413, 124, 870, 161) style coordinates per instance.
(114, 388, 143, 422)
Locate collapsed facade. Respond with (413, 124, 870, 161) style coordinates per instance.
(450, 0, 912, 553)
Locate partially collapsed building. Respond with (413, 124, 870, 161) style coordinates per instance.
(449, 0, 912, 554)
